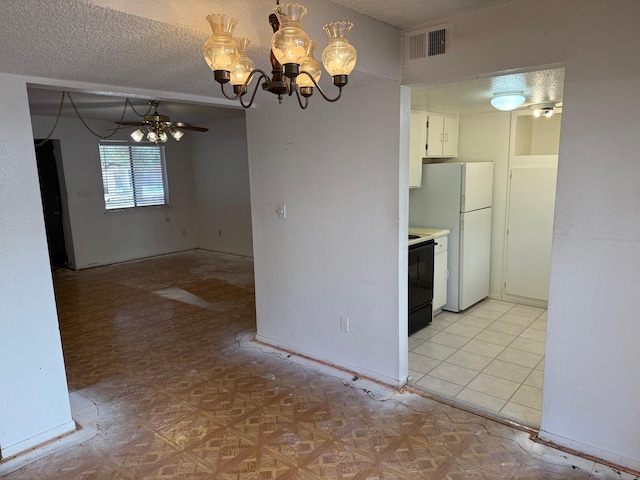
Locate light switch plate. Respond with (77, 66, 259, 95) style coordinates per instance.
(277, 204, 286, 219)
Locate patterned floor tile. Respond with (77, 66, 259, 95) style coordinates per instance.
(7, 251, 619, 480)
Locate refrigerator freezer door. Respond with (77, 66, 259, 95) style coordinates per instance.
(459, 207, 492, 310)
(461, 162, 493, 212)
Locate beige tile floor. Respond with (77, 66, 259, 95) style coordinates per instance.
(409, 299, 547, 427)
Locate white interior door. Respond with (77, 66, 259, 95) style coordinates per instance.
(505, 166, 557, 301)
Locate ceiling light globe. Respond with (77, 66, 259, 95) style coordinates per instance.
(322, 21, 357, 76)
(131, 129, 145, 142)
(271, 3, 310, 67)
(544, 109, 554, 118)
(171, 129, 184, 141)
(230, 37, 255, 86)
(204, 14, 240, 72)
(298, 40, 322, 87)
(147, 131, 157, 143)
(490, 92, 526, 111)
(159, 131, 168, 143)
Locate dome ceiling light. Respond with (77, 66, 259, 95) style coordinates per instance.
(490, 92, 526, 111)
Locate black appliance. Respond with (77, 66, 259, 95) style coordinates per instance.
(408, 237, 434, 335)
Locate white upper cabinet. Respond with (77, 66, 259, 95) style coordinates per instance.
(409, 111, 427, 188)
(426, 113, 458, 158)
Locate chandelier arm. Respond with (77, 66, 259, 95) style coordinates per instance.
(284, 77, 297, 97)
(238, 71, 271, 108)
(294, 89, 309, 110)
(219, 69, 271, 102)
(299, 71, 344, 103)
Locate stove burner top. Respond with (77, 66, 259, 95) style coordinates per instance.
(408, 234, 421, 240)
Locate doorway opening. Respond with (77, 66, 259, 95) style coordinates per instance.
(406, 66, 564, 428)
(34, 139, 72, 269)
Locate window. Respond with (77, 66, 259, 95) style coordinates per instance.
(98, 142, 168, 210)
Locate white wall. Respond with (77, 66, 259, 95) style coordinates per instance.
(405, 0, 640, 469)
(246, 80, 408, 386)
(0, 74, 74, 458)
(30, 115, 198, 268)
(191, 115, 253, 257)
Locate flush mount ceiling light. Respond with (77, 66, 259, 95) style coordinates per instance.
(490, 92, 526, 111)
(203, 2, 357, 109)
(531, 103, 556, 118)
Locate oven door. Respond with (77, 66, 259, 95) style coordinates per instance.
(408, 239, 434, 312)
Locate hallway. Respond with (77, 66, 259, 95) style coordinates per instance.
(0, 250, 619, 479)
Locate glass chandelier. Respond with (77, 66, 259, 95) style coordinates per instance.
(203, 2, 357, 109)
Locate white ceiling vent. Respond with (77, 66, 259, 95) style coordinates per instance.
(405, 24, 451, 64)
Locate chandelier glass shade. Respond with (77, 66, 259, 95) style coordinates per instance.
(203, 15, 240, 71)
(203, 2, 357, 109)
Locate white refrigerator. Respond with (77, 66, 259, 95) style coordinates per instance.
(409, 162, 493, 312)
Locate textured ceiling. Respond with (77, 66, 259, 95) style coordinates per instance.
(3, 0, 562, 120)
(26, 88, 245, 124)
(411, 68, 565, 116)
(328, 0, 526, 29)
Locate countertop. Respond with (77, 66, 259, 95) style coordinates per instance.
(408, 227, 450, 240)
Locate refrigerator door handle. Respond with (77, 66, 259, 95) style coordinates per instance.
(461, 194, 465, 211)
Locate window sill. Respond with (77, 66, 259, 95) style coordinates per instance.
(104, 204, 172, 215)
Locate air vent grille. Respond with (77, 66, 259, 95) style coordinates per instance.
(404, 24, 451, 64)
(408, 32, 427, 61)
(428, 28, 446, 56)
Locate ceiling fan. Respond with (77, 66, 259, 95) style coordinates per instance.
(115, 100, 209, 143)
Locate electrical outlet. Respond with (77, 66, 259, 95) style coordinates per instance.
(218, 230, 222, 237)
(340, 316, 350, 333)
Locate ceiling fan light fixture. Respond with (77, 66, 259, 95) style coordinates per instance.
(131, 129, 145, 142)
(531, 103, 556, 118)
(171, 129, 184, 141)
(490, 92, 526, 111)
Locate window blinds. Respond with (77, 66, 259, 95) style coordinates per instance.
(98, 143, 167, 210)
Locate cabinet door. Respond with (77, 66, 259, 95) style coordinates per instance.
(409, 112, 427, 188)
(442, 115, 458, 157)
(425, 114, 444, 157)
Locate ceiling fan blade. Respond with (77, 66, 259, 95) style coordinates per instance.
(115, 121, 146, 127)
(172, 122, 209, 132)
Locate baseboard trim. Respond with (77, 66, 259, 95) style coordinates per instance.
(0, 420, 76, 460)
(537, 429, 640, 476)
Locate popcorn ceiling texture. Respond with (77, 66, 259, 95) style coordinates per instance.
(0, 0, 401, 104)
(0, 0, 216, 98)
